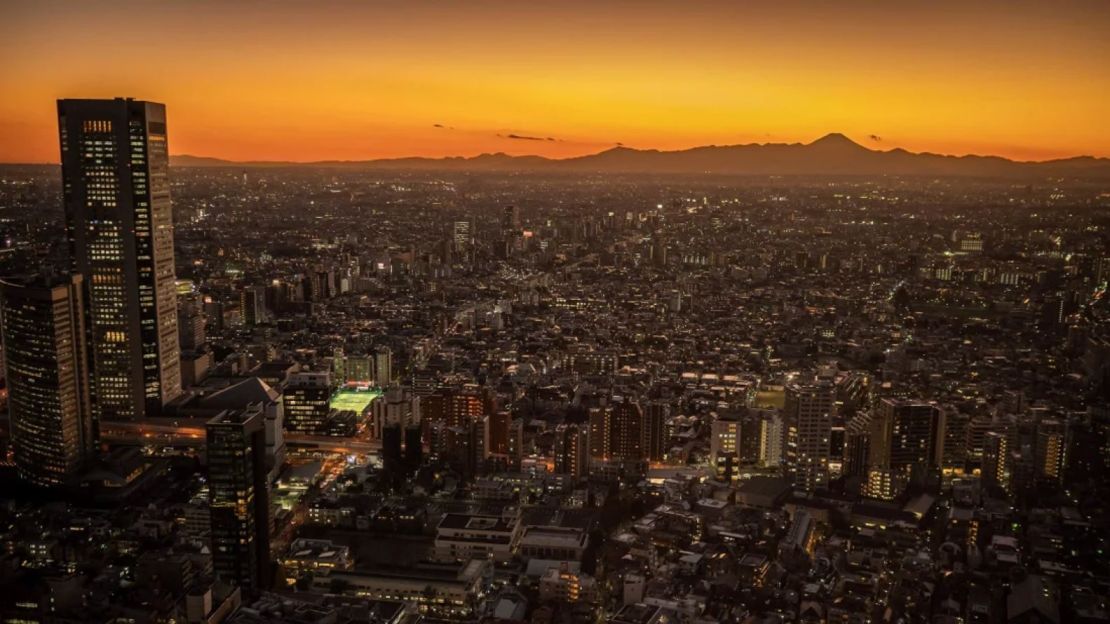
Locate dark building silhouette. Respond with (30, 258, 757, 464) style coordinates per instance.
(206, 406, 271, 593)
(0, 274, 94, 487)
(404, 424, 423, 470)
(57, 98, 181, 420)
(382, 423, 404, 474)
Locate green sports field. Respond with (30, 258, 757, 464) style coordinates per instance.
(329, 387, 382, 414)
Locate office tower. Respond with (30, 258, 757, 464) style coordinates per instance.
(870, 399, 940, 484)
(374, 346, 393, 386)
(58, 98, 181, 420)
(283, 371, 332, 434)
(404, 424, 423, 470)
(651, 235, 667, 268)
(371, 386, 418, 439)
(554, 423, 588, 481)
(453, 220, 472, 252)
(381, 424, 404, 473)
(240, 285, 267, 326)
(0, 275, 94, 487)
(785, 381, 836, 491)
(502, 205, 520, 234)
(206, 406, 271, 593)
(843, 412, 871, 478)
(178, 294, 206, 351)
(200, 377, 286, 482)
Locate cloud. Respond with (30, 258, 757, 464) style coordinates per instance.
(869, 134, 882, 142)
(500, 133, 546, 141)
(433, 123, 455, 130)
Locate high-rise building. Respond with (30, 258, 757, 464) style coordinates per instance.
(206, 405, 271, 593)
(422, 386, 485, 429)
(0, 275, 94, 487)
(501, 205, 520, 238)
(588, 407, 611, 461)
(453, 220, 472, 252)
(870, 399, 939, 484)
(643, 401, 669, 462)
(785, 381, 836, 491)
(554, 423, 588, 481)
(178, 293, 206, 351)
(374, 346, 393, 386)
(484, 410, 510, 457)
(610, 398, 645, 461)
(240, 285, 267, 326)
(759, 409, 786, 468)
(371, 386, 418, 439)
(58, 98, 181, 420)
(587, 397, 654, 465)
(1034, 419, 1068, 484)
(283, 372, 332, 434)
(981, 431, 1010, 493)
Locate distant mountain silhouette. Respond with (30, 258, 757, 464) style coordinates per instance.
(170, 134, 1110, 178)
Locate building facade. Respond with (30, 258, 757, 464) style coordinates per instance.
(58, 98, 181, 420)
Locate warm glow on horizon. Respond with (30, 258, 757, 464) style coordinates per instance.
(1, 0, 1108, 163)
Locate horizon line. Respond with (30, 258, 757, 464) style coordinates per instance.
(1, 133, 1107, 167)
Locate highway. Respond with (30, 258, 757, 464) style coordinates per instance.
(98, 419, 381, 454)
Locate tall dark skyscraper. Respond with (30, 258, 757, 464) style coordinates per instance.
(870, 399, 940, 478)
(206, 406, 271, 593)
(57, 98, 181, 421)
(0, 275, 94, 487)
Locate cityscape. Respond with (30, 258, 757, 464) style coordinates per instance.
(1, 3, 1109, 624)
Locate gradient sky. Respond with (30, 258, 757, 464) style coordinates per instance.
(2, 0, 1109, 163)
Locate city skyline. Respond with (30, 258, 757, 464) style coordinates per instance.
(3, 1, 1110, 163)
(0, 4, 1108, 622)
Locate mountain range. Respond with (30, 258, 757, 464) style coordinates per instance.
(169, 133, 1110, 178)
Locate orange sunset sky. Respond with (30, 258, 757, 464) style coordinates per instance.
(1, 0, 1108, 164)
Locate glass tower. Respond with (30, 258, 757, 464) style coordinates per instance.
(57, 98, 181, 420)
(0, 275, 94, 486)
(206, 406, 271, 592)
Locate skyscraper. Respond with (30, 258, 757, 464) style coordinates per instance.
(283, 371, 332, 434)
(870, 399, 940, 484)
(374, 346, 393, 386)
(206, 405, 271, 593)
(785, 381, 836, 491)
(0, 275, 94, 487)
(240, 285, 267, 326)
(554, 423, 588, 481)
(58, 98, 181, 420)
